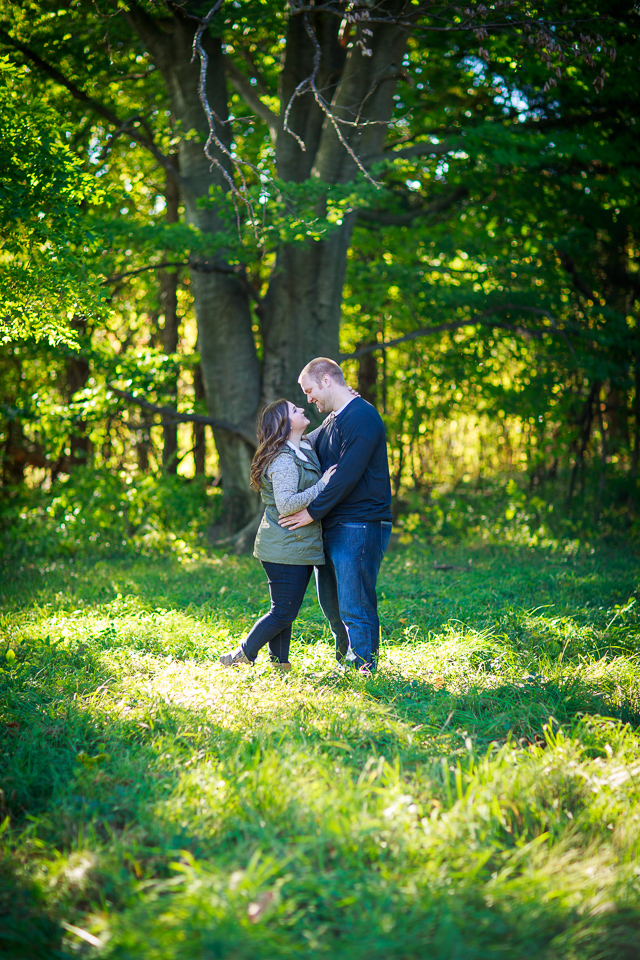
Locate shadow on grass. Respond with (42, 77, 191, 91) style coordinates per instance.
(2, 545, 640, 958)
(0, 641, 247, 958)
(2, 633, 640, 959)
(0, 856, 66, 960)
(0, 553, 258, 614)
(347, 669, 640, 753)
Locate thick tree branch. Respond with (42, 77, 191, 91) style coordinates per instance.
(376, 106, 613, 169)
(384, 139, 456, 162)
(395, 106, 614, 149)
(0, 27, 120, 125)
(290, 10, 399, 187)
(102, 261, 187, 284)
(557, 250, 599, 302)
(340, 305, 568, 359)
(101, 259, 262, 304)
(358, 187, 468, 226)
(109, 387, 256, 447)
(190, 260, 262, 304)
(223, 54, 278, 140)
(237, 45, 274, 99)
(365, 139, 456, 167)
(190, 2, 265, 225)
(124, 0, 170, 53)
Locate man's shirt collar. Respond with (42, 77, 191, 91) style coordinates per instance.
(333, 394, 357, 417)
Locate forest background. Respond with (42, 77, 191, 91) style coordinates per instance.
(2, 3, 640, 957)
(1, 0, 638, 554)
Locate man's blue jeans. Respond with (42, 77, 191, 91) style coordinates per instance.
(315, 521, 392, 670)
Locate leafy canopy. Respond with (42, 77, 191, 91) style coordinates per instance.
(0, 57, 107, 346)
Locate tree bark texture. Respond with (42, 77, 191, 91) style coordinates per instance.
(356, 343, 378, 405)
(66, 317, 91, 468)
(193, 360, 207, 476)
(160, 155, 180, 474)
(260, 4, 408, 405)
(127, 3, 259, 529)
(259, 214, 356, 406)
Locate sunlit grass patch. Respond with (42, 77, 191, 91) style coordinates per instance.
(1, 541, 640, 958)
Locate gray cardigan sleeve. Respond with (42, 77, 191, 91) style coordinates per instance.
(304, 426, 322, 448)
(267, 453, 327, 516)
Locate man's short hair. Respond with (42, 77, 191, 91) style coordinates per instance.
(299, 357, 346, 386)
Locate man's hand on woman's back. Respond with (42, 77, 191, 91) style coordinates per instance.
(279, 508, 313, 529)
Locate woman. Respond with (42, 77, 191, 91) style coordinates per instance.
(219, 399, 335, 670)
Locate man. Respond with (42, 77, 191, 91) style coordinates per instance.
(279, 357, 393, 673)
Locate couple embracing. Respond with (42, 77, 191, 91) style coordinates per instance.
(220, 357, 393, 676)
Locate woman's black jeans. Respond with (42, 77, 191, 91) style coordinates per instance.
(241, 562, 314, 663)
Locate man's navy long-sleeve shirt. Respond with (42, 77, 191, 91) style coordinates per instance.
(306, 397, 393, 528)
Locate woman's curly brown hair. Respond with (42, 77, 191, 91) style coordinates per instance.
(250, 399, 292, 491)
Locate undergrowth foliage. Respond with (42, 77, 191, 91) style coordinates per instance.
(0, 540, 639, 958)
(1, 468, 222, 560)
(1, 467, 638, 568)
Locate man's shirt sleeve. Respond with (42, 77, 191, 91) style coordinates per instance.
(306, 415, 378, 520)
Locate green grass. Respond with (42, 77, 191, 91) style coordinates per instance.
(1, 540, 640, 958)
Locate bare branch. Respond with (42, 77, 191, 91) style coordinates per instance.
(283, 11, 382, 186)
(124, 0, 169, 51)
(340, 304, 569, 359)
(108, 70, 156, 82)
(282, 11, 323, 153)
(503, 302, 577, 356)
(237, 45, 275, 99)
(190, 261, 262, 304)
(385, 139, 455, 161)
(108, 387, 257, 446)
(341, 320, 476, 358)
(0, 27, 120, 125)
(557, 250, 599, 303)
(363, 139, 456, 168)
(286, 2, 614, 97)
(101, 261, 187, 285)
(223, 54, 278, 140)
(191, 3, 264, 230)
(101, 259, 262, 303)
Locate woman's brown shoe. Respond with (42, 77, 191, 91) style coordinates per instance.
(220, 648, 251, 667)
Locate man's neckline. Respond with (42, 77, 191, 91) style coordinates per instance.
(333, 394, 359, 417)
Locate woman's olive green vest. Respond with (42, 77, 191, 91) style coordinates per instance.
(253, 446, 325, 565)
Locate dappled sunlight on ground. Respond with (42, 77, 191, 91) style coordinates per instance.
(1, 542, 639, 957)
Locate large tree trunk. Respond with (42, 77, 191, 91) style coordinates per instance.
(127, 4, 260, 531)
(66, 317, 91, 468)
(127, 1, 408, 531)
(160, 155, 180, 475)
(356, 342, 379, 406)
(2, 416, 26, 488)
(259, 218, 355, 405)
(260, 4, 408, 406)
(193, 360, 206, 477)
